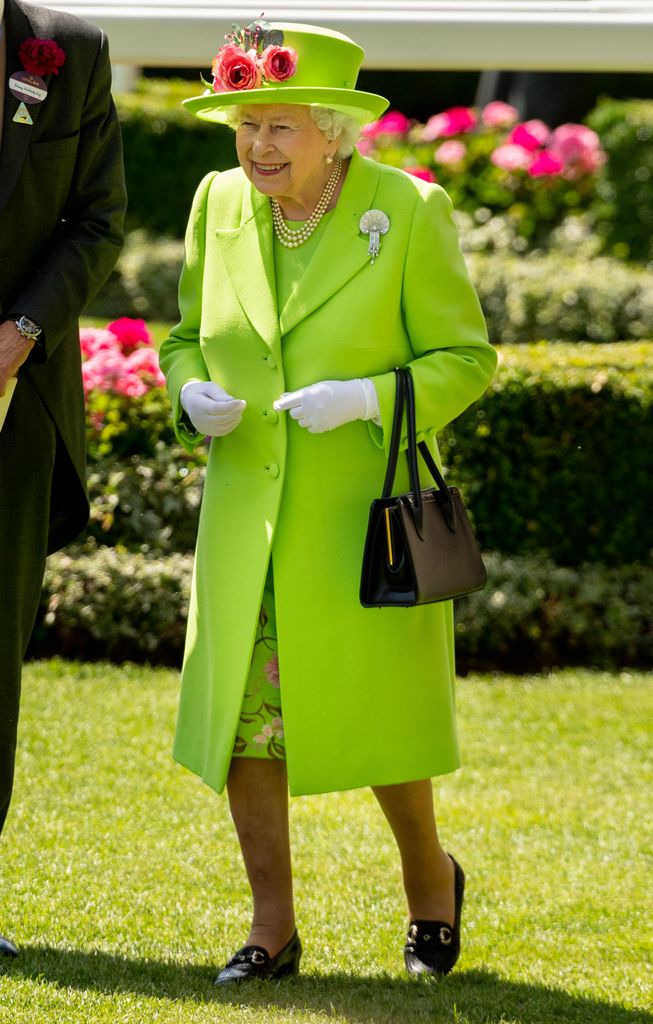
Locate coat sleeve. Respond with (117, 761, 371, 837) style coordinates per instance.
(13, 31, 126, 360)
(368, 184, 497, 451)
(158, 171, 220, 451)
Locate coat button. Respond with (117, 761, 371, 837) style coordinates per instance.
(266, 462, 280, 478)
(263, 409, 279, 425)
(265, 354, 277, 369)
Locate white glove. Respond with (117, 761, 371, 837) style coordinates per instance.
(273, 378, 381, 434)
(180, 380, 246, 437)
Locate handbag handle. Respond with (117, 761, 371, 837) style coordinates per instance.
(381, 368, 456, 536)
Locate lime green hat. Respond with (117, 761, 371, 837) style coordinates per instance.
(183, 21, 389, 126)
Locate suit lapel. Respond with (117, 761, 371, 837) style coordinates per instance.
(279, 149, 381, 336)
(214, 183, 280, 353)
(0, 0, 48, 216)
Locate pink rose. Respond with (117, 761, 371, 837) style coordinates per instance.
(508, 119, 551, 152)
(258, 45, 297, 83)
(482, 101, 519, 129)
(404, 166, 437, 183)
(490, 143, 532, 172)
(434, 140, 467, 165)
(422, 106, 476, 141)
(106, 317, 153, 355)
(125, 348, 166, 389)
(79, 327, 119, 361)
(550, 123, 605, 177)
(527, 149, 564, 177)
(363, 111, 411, 139)
(212, 43, 262, 92)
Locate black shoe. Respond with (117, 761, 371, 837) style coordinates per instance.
(0, 935, 18, 958)
(404, 855, 465, 977)
(214, 929, 302, 986)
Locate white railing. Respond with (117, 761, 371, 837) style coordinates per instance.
(24, 1, 653, 70)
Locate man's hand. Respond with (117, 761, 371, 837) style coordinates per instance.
(0, 321, 34, 396)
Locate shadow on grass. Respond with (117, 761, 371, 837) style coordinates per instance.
(3, 946, 652, 1024)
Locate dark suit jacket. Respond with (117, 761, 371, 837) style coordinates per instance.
(0, 0, 126, 551)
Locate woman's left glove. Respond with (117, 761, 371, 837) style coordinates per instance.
(274, 378, 380, 434)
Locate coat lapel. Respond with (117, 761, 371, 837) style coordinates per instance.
(279, 149, 381, 336)
(214, 183, 280, 352)
(0, 0, 48, 216)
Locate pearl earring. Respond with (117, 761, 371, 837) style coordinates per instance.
(325, 154, 334, 165)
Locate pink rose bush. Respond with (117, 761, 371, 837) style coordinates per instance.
(81, 318, 170, 460)
(361, 102, 607, 247)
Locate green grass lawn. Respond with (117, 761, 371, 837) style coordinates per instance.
(1, 664, 651, 1024)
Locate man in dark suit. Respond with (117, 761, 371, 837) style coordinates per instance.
(0, 0, 126, 955)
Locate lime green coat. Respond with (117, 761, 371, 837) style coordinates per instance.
(159, 149, 497, 797)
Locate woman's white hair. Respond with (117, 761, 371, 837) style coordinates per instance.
(224, 105, 361, 158)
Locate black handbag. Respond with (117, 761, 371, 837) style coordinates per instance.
(360, 368, 487, 607)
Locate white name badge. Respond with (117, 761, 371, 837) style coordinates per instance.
(9, 71, 48, 105)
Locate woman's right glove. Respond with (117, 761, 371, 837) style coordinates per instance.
(180, 380, 246, 437)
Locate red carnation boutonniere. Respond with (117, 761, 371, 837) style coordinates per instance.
(18, 37, 66, 77)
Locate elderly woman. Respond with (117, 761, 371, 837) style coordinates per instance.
(159, 21, 496, 984)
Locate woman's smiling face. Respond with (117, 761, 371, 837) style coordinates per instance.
(235, 104, 338, 214)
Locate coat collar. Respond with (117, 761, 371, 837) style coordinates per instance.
(214, 148, 381, 344)
(0, 0, 48, 216)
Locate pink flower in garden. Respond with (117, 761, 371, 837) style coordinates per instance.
(434, 140, 467, 165)
(527, 149, 564, 177)
(549, 123, 605, 177)
(481, 101, 519, 128)
(362, 110, 411, 138)
(79, 327, 119, 360)
(106, 317, 153, 355)
(82, 349, 125, 398)
(404, 166, 437, 182)
(264, 655, 280, 686)
(422, 106, 476, 141)
(356, 138, 374, 156)
(490, 143, 532, 172)
(508, 119, 550, 152)
(125, 347, 166, 388)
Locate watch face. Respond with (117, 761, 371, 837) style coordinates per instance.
(17, 316, 41, 338)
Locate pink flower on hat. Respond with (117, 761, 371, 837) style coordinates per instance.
(212, 43, 262, 92)
(259, 45, 297, 83)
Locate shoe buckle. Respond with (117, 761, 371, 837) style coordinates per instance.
(439, 926, 453, 946)
(251, 950, 266, 964)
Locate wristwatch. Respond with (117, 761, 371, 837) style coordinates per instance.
(14, 315, 43, 344)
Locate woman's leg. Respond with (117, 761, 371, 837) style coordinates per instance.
(227, 757, 296, 955)
(372, 779, 455, 923)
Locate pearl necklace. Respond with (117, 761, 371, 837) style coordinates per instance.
(271, 160, 343, 248)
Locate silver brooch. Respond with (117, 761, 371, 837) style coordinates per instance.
(359, 209, 390, 264)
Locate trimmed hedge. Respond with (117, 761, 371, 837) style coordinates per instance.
(586, 99, 653, 265)
(116, 80, 237, 237)
(31, 547, 653, 672)
(81, 343, 653, 568)
(88, 232, 653, 344)
(441, 342, 653, 566)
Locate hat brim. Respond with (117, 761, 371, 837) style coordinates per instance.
(183, 86, 389, 126)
